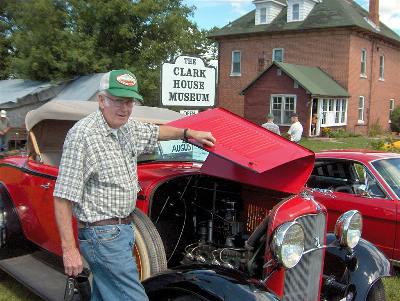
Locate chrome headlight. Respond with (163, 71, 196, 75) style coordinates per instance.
(334, 210, 362, 249)
(271, 221, 305, 269)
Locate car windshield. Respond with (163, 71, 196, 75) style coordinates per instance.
(138, 139, 209, 163)
(371, 158, 400, 198)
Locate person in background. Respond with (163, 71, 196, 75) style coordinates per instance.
(0, 110, 11, 152)
(288, 112, 303, 143)
(261, 113, 280, 135)
(311, 113, 318, 136)
(54, 69, 216, 301)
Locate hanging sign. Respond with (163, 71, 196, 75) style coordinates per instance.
(161, 56, 216, 107)
(180, 110, 199, 116)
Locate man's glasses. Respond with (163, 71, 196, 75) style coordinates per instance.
(103, 95, 134, 108)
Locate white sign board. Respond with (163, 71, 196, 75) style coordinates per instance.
(180, 110, 199, 116)
(162, 56, 216, 107)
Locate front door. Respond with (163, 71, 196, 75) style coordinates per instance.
(310, 98, 320, 136)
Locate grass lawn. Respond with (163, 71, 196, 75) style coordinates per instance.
(0, 135, 399, 300)
(300, 136, 377, 152)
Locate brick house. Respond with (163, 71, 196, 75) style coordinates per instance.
(210, 0, 400, 136)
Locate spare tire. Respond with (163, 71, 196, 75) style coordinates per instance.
(133, 209, 167, 280)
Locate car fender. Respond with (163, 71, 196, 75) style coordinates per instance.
(142, 264, 280, 301)
(324, 233, 391, 301)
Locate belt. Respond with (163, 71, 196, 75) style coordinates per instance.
(78, 214, 133, 228)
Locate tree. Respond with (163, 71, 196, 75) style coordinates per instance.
(0, 1, 12, 79)
(390, 106, 400, 133)
(5, 0, 216, 105)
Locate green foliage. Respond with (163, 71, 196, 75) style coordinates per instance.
(4, 0, 216, 105)
(368, 119, 385, 137)
(390, 106, 400, 133)
(0, 2, 12, 79)
(321, 127, 331, 137)
(369, 139, 386, 151)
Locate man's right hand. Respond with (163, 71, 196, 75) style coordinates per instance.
(63, 247, 83, 277)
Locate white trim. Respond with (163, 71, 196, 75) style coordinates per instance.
(358, 96, 365, 123)
(379, 54, 385, 81)
(292, 3, 300, 21)
(270, 94, 297, 126)
(272, 48, 284, 62)
(319, 98, 347, 127)
(360, 48, 367, 77)
(230, 50, 241, 76)
(389, 98, 395, 123)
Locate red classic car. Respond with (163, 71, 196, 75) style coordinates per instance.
(0, 101, 391, 301)
(308, 150, 400, 265)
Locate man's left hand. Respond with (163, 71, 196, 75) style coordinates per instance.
(188, 129, 216, 148)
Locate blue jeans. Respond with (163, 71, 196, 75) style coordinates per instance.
(78, 224, 149, 301)
(0, 135, 8, 151)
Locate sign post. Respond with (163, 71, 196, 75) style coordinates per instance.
(161, 55, 216, 108)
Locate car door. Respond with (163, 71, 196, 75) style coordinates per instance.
(312, 159, 396, 259)
(23, 160, 65, 255)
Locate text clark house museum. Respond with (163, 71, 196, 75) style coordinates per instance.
(210, 0, 400, 136)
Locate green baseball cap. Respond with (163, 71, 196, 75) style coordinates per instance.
(99, 69, 143, 100)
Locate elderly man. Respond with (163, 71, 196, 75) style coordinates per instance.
(53, 69, 215, 301)
(261, 113, 280, 135)
(0, 110, 10, 152)
(287, 112, 303, 143)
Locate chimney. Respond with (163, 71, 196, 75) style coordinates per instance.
(369, 0, 379, 26)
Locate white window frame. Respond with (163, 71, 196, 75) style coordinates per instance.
(379, 54, 385, 80)
(389, 98, 395, 123)
(292, 3, 300, 21)
(231, 50, 241, 76)
(361, 49, 367, 78)
(270, 94, 297, 126)
(320, 98, 347, 127)
(358, 96, 365, 123)
(272, 48, 284, 62)
(260, 7, 267, 24)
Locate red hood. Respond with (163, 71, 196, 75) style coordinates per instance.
(167, 108, 314, 194)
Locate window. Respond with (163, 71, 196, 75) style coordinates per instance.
(277, 69, 282, 76)
(272, 48, 284, 62)
(321, 98, 347, 126)
(260, 7, 267, 24)
(358, 96, 365, 123)
(361, 49, 367, 77)
(271, 95, 296, 125)
(389, 99, 395, 122)
(231, 51, 241, 75)
(379, 55, 384, 80)
(292, 3, 300, 21)
(294, 81, 299, 88)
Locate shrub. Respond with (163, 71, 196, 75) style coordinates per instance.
(390, 106, 400, 133)
(321, 127, 331, 137)
(368, 119, 384, 137)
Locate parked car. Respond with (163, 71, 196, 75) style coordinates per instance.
(308, 150, 400, 265)
(0, 101, 391, 301)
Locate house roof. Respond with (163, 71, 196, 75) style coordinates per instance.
(0, 79, 58, 107)
(241, 61, 350, 97)
(52, 73, 105, 102)
(210, 0, 400, 44)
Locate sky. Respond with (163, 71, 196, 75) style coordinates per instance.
(183, 0, 400, 35)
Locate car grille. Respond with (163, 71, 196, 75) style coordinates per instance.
(283, 213, 326, 301)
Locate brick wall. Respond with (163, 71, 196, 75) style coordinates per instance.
(216, 29, 351, 117)
(348, 33, 400, 134)
(216, 28, 400, 135)
(244, 65, 311, 136)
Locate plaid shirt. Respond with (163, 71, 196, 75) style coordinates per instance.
(54, 110, 159, 222)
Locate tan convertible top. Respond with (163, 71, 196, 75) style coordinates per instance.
(25, 100, 184, 131)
